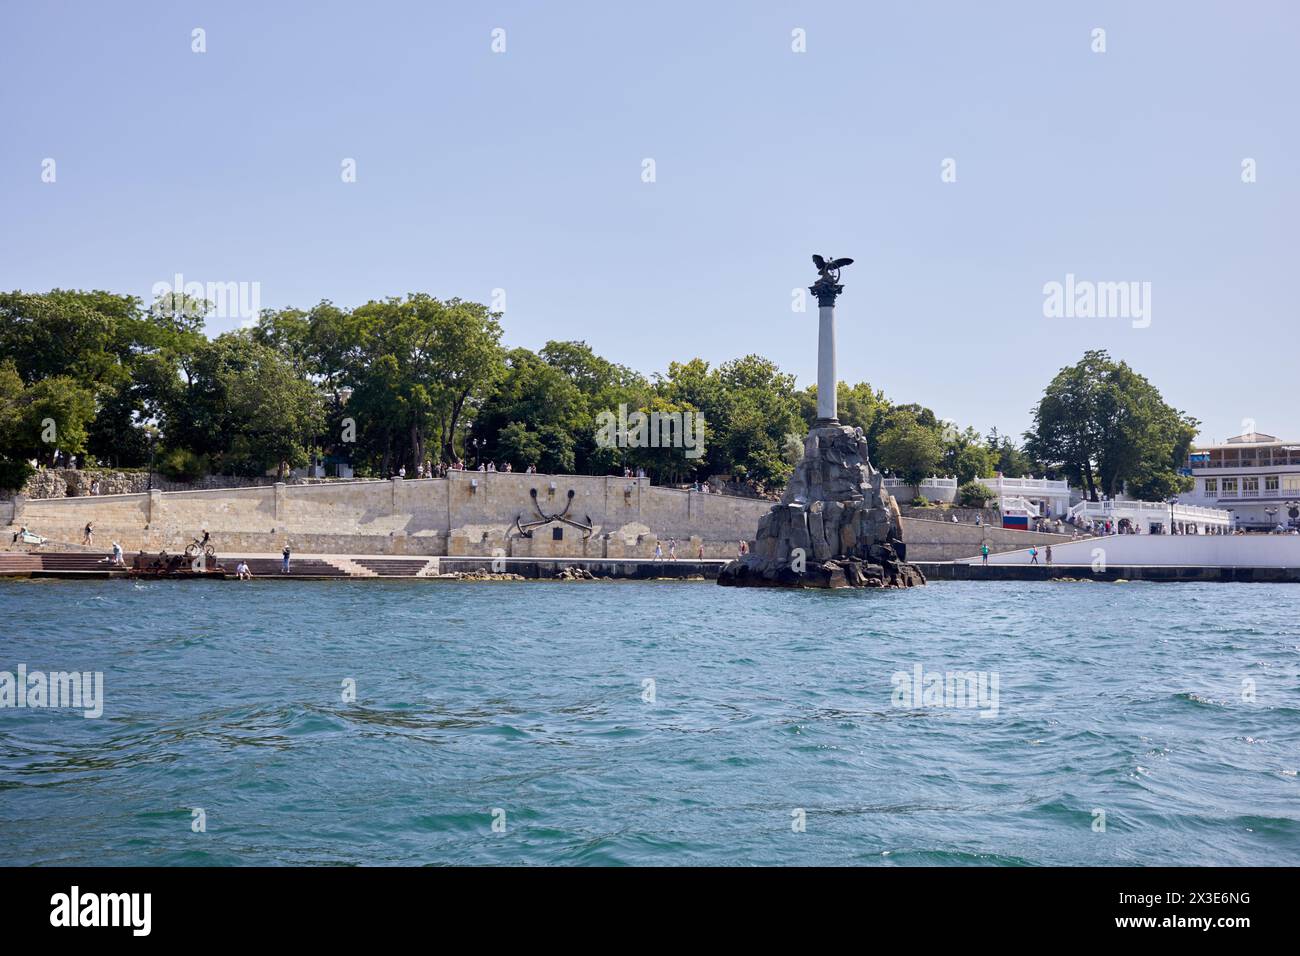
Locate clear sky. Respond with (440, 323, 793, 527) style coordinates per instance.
(2, 1, 1296, 446)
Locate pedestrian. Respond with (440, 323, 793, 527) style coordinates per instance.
(82, 521, 94, 545)
(738, 540, 749, 557)
(654, 542, 663, 560)
(282, 545, 292, 574)
(1029, 546, 1039, 565)
(1045, 545, 1053, 566)
(980, 544, 989, 566)
(697, 542, 704, 559)
(668, 538, 677, 561)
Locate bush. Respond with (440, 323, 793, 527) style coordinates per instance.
(958, 480, 996, 508)
(0, 457, 34, 495)
(910, 495, 930, 507)
(158, 448, 209, 483)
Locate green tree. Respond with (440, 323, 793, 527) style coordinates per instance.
(876, 410, 944, 493)
(1025, 350, 1197, 501)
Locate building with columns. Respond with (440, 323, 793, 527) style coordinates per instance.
(1182, 431, 1300, 530)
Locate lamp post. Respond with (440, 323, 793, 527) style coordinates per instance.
(1166, 496, 1178, 535)
(1265, 505, 1279, 532)
(471, 437, 485, 468)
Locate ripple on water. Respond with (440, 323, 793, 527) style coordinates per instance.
(0, 578, 1297, 865)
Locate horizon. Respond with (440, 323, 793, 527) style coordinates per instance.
(3, 1, 1296, 446)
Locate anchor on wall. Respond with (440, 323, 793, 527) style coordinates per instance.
(513, 488, 594, 540)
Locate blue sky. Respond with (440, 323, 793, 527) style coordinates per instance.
(2, 1, 1296, 445)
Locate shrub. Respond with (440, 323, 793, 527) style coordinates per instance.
(158, 448, 208, 483)
(958, 480, 996, 508)
(910, 495, 930, 507)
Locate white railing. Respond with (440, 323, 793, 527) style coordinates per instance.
(986, 476, 1070, 494)
(882, 476, 958, 489)
(1069, 499, 1231, 525)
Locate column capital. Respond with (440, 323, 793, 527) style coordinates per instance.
(809, 278, 844, 307)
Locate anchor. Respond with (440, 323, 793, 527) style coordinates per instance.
(513, 488, 594, 540)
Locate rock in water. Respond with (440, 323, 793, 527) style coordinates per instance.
(717, 424, 926, 589)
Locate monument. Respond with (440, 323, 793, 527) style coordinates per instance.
(717, 256, 926, 589)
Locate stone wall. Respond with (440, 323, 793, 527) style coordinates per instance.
(900, 516, 1074, 562)
(6, 473, 773, 559)
(6, 473, 1071, 562)
(14, 468, 359, 500)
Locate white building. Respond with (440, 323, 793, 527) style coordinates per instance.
(1183, 431, 1300, 531)
(881, 475, 1071, 517)
(1069, 498, 1231, 535)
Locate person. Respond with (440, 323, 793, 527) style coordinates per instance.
(975, 513, 982, 527)
(980, 544, 989, 566)
(235, 560, 252, 580)
(654, 542, 663, 560)
(697, 542, 704, 559)
(738, 540, 749, 557)
(110, 541, 124, 566)
(199, 528, 211, 548)
(90, 478, 100, 496)
(487, 461, 496, 472)
(1029, 546, 1039, 565)
(82, 521, 94, 545)
(951, 514, 959, 523)
(668, 538, 677, 561)
(133, 549, 146, 570)
(504, 462, 512, 473)
(282, 545, 292, 574)
(398, 465, 406, 478)
(1045, 545, 1053, 566)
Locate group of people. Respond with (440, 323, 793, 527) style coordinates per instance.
(396, 460, 542, 479)
(648, 538, 711, 561)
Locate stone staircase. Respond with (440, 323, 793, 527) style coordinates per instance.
(352, 558, 436, 577)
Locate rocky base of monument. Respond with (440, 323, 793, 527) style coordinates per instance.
(717, 424, 927, 590)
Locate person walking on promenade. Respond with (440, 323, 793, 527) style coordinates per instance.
(980, 544, 989, 566)
(1029, 546, 1039, 565)
(1045, 545, 1053, 567)
(697, 542, 704, 560)
(654, 542, 663, 560)
(668, 538, 677, 561)
(82, 521, 94, 545)
(282, 545, 292, 574)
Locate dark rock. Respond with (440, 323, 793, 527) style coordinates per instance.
(716, 423, 926, 590)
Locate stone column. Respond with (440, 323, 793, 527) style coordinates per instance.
(809, 277, 843, 425)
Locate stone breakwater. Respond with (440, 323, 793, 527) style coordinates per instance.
(718, 424, 926, 589)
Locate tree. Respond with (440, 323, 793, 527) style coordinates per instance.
(876, 410, 943, 493)
(958, 480, 996, 508)
(160, 334, 324, 477)
(942, 425, 995, 484)
(1025, 351, 1198, 501)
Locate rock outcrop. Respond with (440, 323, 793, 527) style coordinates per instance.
(717, 424, 926, 589)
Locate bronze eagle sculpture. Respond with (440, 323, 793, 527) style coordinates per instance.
(812, 255, 854, 281)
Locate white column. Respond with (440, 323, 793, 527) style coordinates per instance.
(817, 302, 836, 422)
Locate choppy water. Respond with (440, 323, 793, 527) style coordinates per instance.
(0, 578, 1297, 866)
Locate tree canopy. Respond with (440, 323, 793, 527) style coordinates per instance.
(1024, 350, 1197, 501)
